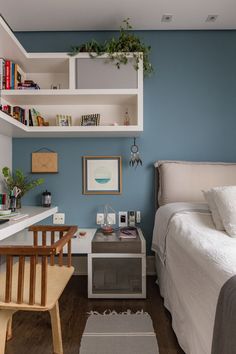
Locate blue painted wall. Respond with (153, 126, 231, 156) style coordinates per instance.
(13, 30, 236, 253)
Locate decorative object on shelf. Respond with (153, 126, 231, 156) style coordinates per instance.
(30, 108, 40, 126)
(83, 156, 122, 195)
(124, 108, 130, 126)
(69, 18, 153, 76)
(51, 84, 61, 90)
(1, 105, 12, 115)
(42, 190, 52, 207)
(28, 109, 49, 127)
(129, 138, 143, 168)
(2, 167, 44, 208)
(31, 148, 58, 173)
(101, 204, 116, 235)
(37, 116, 45, 126)
(56, 114, 72, 126)
(18, 79, 40, 90)
(81, 114, 100, 126)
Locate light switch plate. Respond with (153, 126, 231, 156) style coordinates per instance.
(119, 211, 128, 227)
(107, 213, 116, 225)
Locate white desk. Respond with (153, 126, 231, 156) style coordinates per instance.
(0, 206, 58, 241)
(0, 227, 96, 254)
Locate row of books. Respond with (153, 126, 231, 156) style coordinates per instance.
(0, 59, 40, 90)
(0, 105, 45, 126)
(1, 104, 26, 124)
(0, 58, 25, 90)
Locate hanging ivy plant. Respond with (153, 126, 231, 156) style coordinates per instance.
(69, 19, 153, 76)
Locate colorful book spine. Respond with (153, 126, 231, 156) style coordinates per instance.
(0, 58, 5, 89)
(11, 62, 15, 89)
(5, 60, 11, 89)
(15, 64, 25, 88)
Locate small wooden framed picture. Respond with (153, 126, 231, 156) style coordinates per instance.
(56, 115, 72, 126)
(83, 156, 122, 195)
(32, 152, 58, 173)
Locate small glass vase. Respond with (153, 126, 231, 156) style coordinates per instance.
(16, 197, 21, 209)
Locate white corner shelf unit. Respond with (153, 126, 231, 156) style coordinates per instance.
(0, 16, 143, 138)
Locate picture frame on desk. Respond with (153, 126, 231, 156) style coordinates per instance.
(83, 156, 122, 195)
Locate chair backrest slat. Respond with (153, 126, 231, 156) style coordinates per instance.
(42, 231, 46, 246)
(33, 231, 38, 264)
(29, 255, 36, 305)
(17, 256, 25, 304)
(67, 239, 72, 267)
(41, 256, 47, 306)
(58, 231, 64, 266)
(5, 255, 13, 303)
(50, 231, 55, 266)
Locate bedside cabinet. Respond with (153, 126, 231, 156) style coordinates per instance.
(88, 228, 146, 299)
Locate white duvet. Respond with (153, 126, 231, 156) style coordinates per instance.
(152, 203, 236, 354)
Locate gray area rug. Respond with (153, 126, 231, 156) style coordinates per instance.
(79, 310, 159, 354)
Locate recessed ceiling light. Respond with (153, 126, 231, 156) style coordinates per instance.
(206, 15, 218, 22)
(161, 14, 173, 23)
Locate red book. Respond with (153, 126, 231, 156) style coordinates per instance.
(5, 60, 11, 89)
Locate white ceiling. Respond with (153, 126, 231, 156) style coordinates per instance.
(1, 0, 236, 31)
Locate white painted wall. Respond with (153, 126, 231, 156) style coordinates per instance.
(0, 134, 12, 192)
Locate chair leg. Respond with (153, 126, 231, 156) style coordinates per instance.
(49, 301, 63, 354)
(6, 315, 13, 341)
(0, 310, 16, 354)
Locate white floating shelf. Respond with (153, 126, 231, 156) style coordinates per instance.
(0, 16, 143, 138)
(0, 111, 142, 138)
(1, 89, 138, 105)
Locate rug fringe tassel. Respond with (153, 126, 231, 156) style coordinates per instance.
(87, 309, 148, 316)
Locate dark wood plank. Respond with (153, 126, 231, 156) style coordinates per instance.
(17, 256, 25, 304)
(29, 256, 36, 305)
(5, 276, 185, 354)
(5, 255, 13, 303)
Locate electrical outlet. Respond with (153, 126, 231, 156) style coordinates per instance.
(96, 213, 104, 225)
(107, 213, 116, 225)
(96, 213, 116, 225)
(53, 213, 65, 224)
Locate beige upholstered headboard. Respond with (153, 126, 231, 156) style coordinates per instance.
(155, 160, 236, 209)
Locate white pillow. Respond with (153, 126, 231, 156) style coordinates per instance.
(212, 186, 236, 237)
(203, 190, 224, 231)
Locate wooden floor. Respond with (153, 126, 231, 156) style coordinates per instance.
(6, 276, 185, 354)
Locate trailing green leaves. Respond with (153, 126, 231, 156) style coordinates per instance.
(69, 19, 153, 76)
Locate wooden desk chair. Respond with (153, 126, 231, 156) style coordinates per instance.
(0, 225, 77, 354)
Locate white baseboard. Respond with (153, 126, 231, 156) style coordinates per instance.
(72, 255, 156, 276)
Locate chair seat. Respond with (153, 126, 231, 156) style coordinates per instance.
(0, 262, 74, 311)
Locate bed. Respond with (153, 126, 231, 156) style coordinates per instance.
(151, 160, 236, 354)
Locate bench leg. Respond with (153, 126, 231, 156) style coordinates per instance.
(0, 310, 16, 354)
(49, 301, 63, 354)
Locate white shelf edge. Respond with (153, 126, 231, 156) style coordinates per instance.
(0, 110, 28, 131)
(1, 88, 138, 96)
(0, 110, 142, 137)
